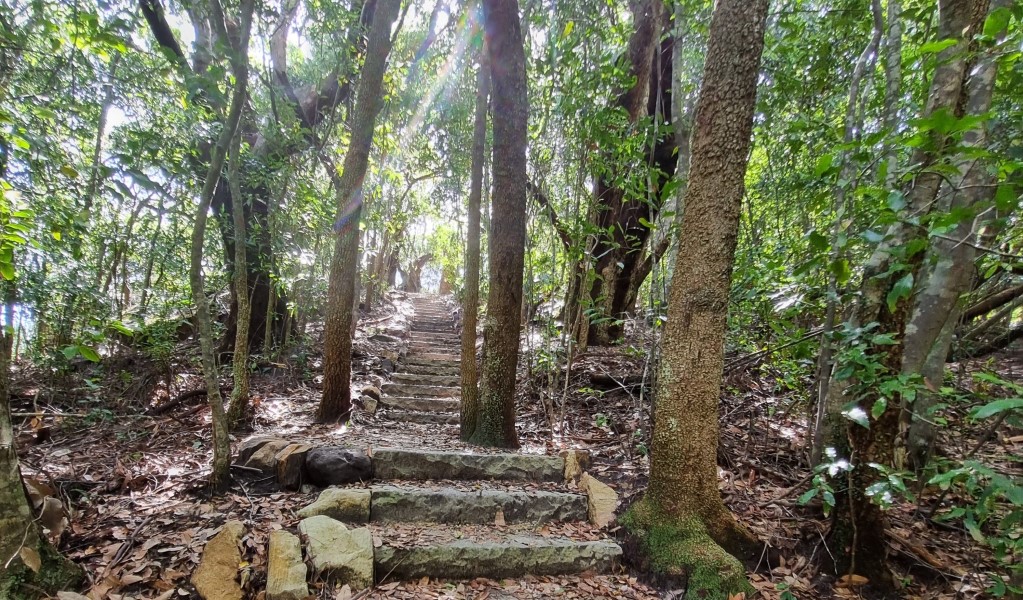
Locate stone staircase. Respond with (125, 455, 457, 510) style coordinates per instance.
(203, 294, 623, 600)
(378, 294, 462, 425)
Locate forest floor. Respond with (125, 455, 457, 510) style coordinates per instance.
(10, 291, 1021, 599)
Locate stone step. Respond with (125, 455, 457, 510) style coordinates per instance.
(396, 363, 461, 377)
(392, 372, 459, 386)
(379, 410, 459, 425)
(379, 396, 460, 412)
(381, 383, 458, 398)
(411, 332, 459, 341)
(372, 448, 565, 482)
(410, 340, 459, 350)
(369, 485, 587, 525)
(373, 535, 621, 582)
(406, 352, 460, 363)
(412, 324, 456, 333)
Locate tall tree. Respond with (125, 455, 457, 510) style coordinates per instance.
(622, 1, 769, 596)
(467, 0, 528, 448)
(318, 0, 402, 422)
(189, 0, 255, 488)
(460, 37, 490, 441)
(821, 0, 992, 589)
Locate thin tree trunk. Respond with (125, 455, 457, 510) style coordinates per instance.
(226, 128, 251, 427)
(811, 0, 883, 464)
(461, 45, 490, 441)
(623, 1, 768, 596)
(189, 0, 254, 489)
(467, 0, 528, 448)
(318, 0, 401, 422)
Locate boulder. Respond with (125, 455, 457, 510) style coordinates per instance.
(266, 530, 308, 600)
(297, 488, 371, 523)
(244, 439, 290, 473)
(561, 449, 590, 483)
(579, 473, 618, 527)
(359, 395, 378, 414)
(360, 385, 381, 401)
(305, 447, 373, 487)
(298, 516, 373, 590)
(369, 333, 401, 344)
(237, 436, 288, 464)
(192, 520, 245, 600)
(275, 443, 312, 491)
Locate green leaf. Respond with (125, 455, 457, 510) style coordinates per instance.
(562, 21, 575, 38)
(983, 7, 1011, 37)
(797, 488, 818, 505)
(886, 273, 914, 312)
(886, 191, 906, 212)
(830, 258, 851, 284)
(60, 165, 79, 178)
(872, 397, 888, 419)
(52, 230, 62, 241)
(0, 262, 12, 280)
(919, 39, 958, 54)
(971, 398, 1023, 420)
(77, 345, 101, 362)
(814, 153, 834, 177)
(842, 403, 870, 428)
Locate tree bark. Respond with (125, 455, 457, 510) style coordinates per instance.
(467, 0, 528, 449)
(461, 44, 490, 441)
(623, 1, 768, 595)
(188, 0, 254, 489)
(901, 0, 1009, 469)
(822, 0, 991, 588)
(318, 0, 401, 422)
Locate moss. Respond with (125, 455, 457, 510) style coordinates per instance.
(0, 540, 85, 599)
(622, 499, 754, 600)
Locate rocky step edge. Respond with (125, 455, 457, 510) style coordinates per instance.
(377, 409, 459, 425)
(378, 395, 459, 413)
(234, 440, 605, 493)
(381, 382, 458, 398)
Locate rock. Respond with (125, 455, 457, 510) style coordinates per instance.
(305, 447, 373, 487)
(266, 530, 307, 600)
(374, 535, 621, 581)
(380, 358, 395, 374)
(359, 395, 378, 414)
(360, 385, 381, 401)
(237, 436, 288, 464)
(192, 520, 245, 600)
(369, 333, 401, 344)
(244, 439, 290, 473)
(561, 449, 590, 482)
(373, 449, 564, 483)
(297, 488, 371, 523)
(579, 473, 618, 527)
(275, 443, 312, 490)
(369, 485, 586, 524)
(298, 516, 373, 590)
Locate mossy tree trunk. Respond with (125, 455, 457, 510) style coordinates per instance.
(623, 0, 768, 597)
(468, 0, 528, 449)
(460, 43, 490, 441)
(318, 0, 401, 422)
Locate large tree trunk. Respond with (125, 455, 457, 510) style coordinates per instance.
(467, 0, 528, 449)
(822, 0, 990, 589)
(585, 0, 675, 346)
(622, 1, 768, 596)
(318, 0, 401, 422)
(460, 44, 490, 441)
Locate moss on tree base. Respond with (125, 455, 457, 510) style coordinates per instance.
(0, 539, 85, 600)
(622, 498, 753, 600)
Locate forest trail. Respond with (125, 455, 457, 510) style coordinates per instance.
(209, 294, 630, 599)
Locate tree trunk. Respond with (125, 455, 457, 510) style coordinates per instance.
(622, 1, 768, 596)
(811, 0, 883, 465)
(901, 0, 1008, 469)
(318, 0, 401, 422)
(461, 44, 490, 441)
(188, 0, 254, 489)
(467, 0, 528, 449)
(822, 0, 990, 588)
(226, 129, 251, 428)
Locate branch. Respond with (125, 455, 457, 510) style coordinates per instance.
(964, 283, 1023, 321)
(139, 0, 189, 71)
(526, 180, 572, 250)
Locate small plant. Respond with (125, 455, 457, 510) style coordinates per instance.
(594, 413, 610, 428)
